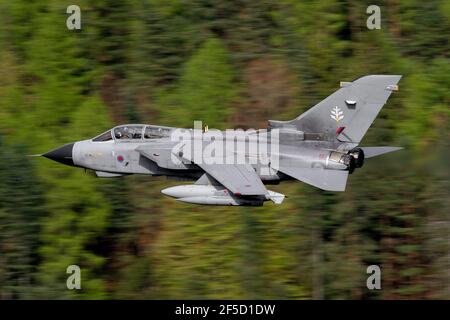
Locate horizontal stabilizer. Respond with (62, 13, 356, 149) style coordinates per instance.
(361, 147, 403, 158)
(278, 167, 349, 191)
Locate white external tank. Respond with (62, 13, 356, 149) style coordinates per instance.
(161, 185, 284, 206)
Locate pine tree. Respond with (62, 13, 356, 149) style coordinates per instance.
(0, 136, 44, 299)
(157, 37, 237, 128)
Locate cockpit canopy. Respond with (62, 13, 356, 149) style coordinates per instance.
(114, 125, 143, 140)
(92, 125, 173, 142)
(144, 126, 172, 139)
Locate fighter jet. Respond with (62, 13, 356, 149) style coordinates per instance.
(40, 75, 403, 206)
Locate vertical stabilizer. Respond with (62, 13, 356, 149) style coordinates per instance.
(270, 75, 402, 144)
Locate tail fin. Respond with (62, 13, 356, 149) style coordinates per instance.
(269, 75, 402, 144)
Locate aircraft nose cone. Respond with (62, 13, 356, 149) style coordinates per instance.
(43, 142, 75, 166)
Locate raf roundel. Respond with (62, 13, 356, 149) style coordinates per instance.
(117, 155, 124, 163)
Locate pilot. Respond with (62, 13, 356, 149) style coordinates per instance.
(123, 127, 133, 139)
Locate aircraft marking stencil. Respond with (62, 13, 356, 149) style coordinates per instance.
(331, 106, 344, 122)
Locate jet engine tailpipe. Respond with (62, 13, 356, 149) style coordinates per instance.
(327, 151, 356, 173)
(348, 147, 365, 168)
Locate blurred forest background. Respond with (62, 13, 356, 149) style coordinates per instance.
(0, 0, 449, 299)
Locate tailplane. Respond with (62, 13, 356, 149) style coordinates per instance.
(278, 167, 349, 192)
(361, 146, 403, 158)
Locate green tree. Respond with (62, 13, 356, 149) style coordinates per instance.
(0, 137, 44, 299)
(157, 37, 237, 128)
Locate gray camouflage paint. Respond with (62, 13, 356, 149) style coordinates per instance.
(42, 75, 403, 206)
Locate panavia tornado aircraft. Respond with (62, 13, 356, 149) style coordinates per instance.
(40, 75, 402, 206)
